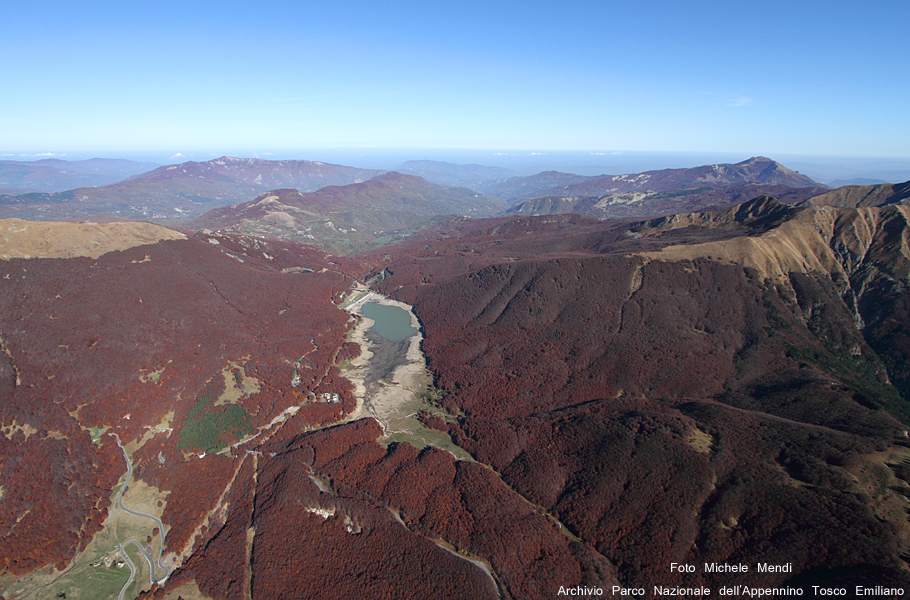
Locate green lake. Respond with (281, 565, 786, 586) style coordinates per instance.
(362, 302, 418, 342)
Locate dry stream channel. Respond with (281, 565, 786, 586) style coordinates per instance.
(340, 289, 500, 593)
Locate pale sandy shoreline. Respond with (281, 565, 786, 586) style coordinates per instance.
(340, 289, 429, 431)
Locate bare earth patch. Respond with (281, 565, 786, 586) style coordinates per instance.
(0, 218, 185, 260)
(687, 427, 714, 454)
(214, 359, 260, 407)
(847, 445, 910, 555)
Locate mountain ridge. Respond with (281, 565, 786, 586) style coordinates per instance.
(357, 197, 910, 593)
(189, 172, 506, 254)
(0, 156, 383, 222)
(803, 180, 910, 208)
(487, 156, 824, 202)
(504, 183, 828, 220)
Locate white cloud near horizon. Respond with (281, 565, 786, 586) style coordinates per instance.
(729, 97, 753, 107)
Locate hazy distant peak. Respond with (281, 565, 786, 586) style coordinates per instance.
(491, 157, 822, 202)
(727, 156, 818, 186)
(208, 156, 328, 167)
(371, 170, 413, 182)
(828, 177, 890, 187)
(210, 156, 266, 166)
(539, 170, 585, 176)
(0, 158, 159, 193)
(0, 157, 384, 222)
(396, 160, 519, 189)
(399, 160, 457, 168)
(368, 171, 440, 188)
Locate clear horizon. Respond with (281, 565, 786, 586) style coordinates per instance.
(3, 148, 910, 185)
(3, 1, 908, 160)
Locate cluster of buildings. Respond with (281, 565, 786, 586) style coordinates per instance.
(91, 555, 125, 569)
(318, 392, 341, 403)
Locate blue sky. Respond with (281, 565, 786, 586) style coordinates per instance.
(2, 0, 908, 159)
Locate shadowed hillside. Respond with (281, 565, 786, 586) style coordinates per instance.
(362, 197, 910, 592)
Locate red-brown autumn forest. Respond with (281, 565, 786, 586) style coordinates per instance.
(3, 196, 910, 598)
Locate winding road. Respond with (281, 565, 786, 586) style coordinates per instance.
(109, 433, 171, 600)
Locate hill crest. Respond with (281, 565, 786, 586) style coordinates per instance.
(189, 173, 505, 255)
(0, 218, 185, 260)
(0, 157, 383, 222)
(488, 157, 823, 202)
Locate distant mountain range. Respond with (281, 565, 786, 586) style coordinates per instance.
(0, 156, 382, 221)
(189, 171, 506, 255)
(480, 170, 600, 199)
(505, 176, 910, 221)
(396, 160, 518, 189)
(504, 183, 829, 220)
(1, 155, 880, 231)
(484, 157, 824, 202)
(827, 177, 889, 187)
(0, 158, 158, 193)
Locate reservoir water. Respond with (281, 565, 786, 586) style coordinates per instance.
(342, 291, 473, 462)
(361, 302, 418, 342)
